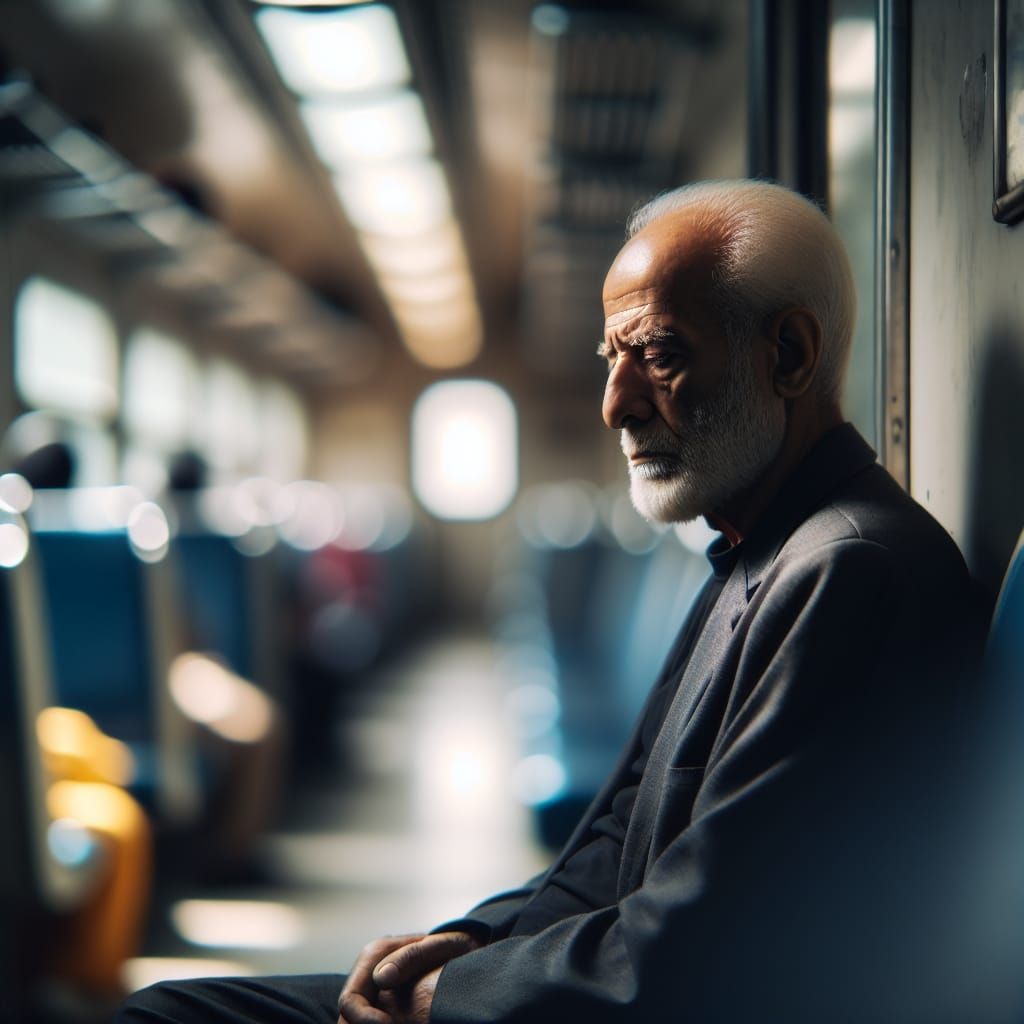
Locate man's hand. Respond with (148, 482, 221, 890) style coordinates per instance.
(375, 965, 442, 1024)
(337, 931, 481, 1024)
(337, 934, 426, 1024)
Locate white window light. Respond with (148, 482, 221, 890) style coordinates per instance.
(259, 380, 308, 481)
(829, 18, 876, 96)
(412, 380, 517, 520)
(123, 328, 200, 450)
(171, 899, 305, 951)
(204, 360, 258, 474)
(335, 158, 451, 236)
(15, 277, 119, 419)
(301, 90, 433, 167)
(254, 5, 410, 96)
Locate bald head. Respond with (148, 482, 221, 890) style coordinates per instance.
(625, 181, 857, 408)
(603, 206, 726, 312)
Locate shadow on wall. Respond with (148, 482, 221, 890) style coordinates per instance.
(965, 325, 1024, 608)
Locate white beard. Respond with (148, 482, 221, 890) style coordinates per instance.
(622, 346, 785, 524)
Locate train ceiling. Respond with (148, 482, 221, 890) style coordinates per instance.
(0, 0, 747, 393)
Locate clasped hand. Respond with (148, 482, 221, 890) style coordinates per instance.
(336, 930, 481, 1024)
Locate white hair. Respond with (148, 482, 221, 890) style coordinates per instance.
(626, 180, 857, 407)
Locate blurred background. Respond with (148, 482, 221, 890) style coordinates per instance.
(4, 0, 1006, 1019)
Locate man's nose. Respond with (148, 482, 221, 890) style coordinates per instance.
(602, 357, 654, 429)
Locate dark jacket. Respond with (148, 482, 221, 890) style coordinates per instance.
(432, 424, 985, 1023)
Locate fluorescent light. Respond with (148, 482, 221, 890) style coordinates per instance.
(412, 380, 517, 519)
(400, 322, 483, 369)
(392, 291, 480, 331)
(255, 5, 410, 96)
(379, 269, 471, 305)
(301, 90, 432, 166)
(360, 222, 468, 277)
(394, 295, 483, 367)
(335, 158, 451, 236)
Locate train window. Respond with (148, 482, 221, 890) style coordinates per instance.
(14, 277, 119, 420)
(203, 359, 258, 478)
(123, 329, 201, 451)
(412, 380, 518, 520)
(259, 381, 308, 482)
(827, 2, 878, 445)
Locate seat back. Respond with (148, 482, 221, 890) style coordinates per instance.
(32, 524, 201, 822)
(32, 529, 154, 739)
(173, 530, 286, 701)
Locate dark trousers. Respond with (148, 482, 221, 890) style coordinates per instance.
(115, 973, 345, 1023)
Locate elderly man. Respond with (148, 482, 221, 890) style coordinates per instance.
(118, 181, 975, 1023)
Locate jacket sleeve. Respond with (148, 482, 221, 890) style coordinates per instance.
(430, 539, 971, 1023)
(430, 878, 545, 942)
(434, 774, 644, 942)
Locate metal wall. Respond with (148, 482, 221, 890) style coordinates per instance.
(910, 0, 1024, 595)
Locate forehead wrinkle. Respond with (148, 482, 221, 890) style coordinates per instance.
(604, 300, 657, 330)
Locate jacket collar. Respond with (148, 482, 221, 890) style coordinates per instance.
(704, 423, 878, 596)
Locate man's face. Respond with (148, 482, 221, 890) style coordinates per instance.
(600, 216, 785, 525)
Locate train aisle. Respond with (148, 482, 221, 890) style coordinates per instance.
(125, 630, 551, 990)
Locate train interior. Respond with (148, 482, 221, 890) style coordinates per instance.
(1, 0, 1023, 1020)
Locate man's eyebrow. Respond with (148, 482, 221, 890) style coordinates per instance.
(596, 327, 675, 358)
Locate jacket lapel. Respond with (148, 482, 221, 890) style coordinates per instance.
(618, 567, 749, 895)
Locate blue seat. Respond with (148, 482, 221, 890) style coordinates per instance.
(173, 531, 254, 678)
(32, 530, 153, 742)
(31, 526, 202, 821)
(172, 530, 288, 703)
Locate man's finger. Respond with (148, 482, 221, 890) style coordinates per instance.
(372, 931, 480, 990)
(338, 934, 425, 1015)
(337, 990, 394, 1024)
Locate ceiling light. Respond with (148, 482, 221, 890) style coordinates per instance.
(396, 307, 483, 369)
(359, 222, 468, 277)
(301, 90, 432, 166)
(335, 158, 451, 236)
(392, 291, 480, 331)
(379, 269, 471, 305)
(254, 5, 410, 96)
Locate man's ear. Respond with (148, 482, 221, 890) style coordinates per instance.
(768, 308, 823, 399)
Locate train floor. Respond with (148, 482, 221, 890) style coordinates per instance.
(127, 629, 551, 994)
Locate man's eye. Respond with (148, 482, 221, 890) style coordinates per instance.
(644, 349, 678, 371)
